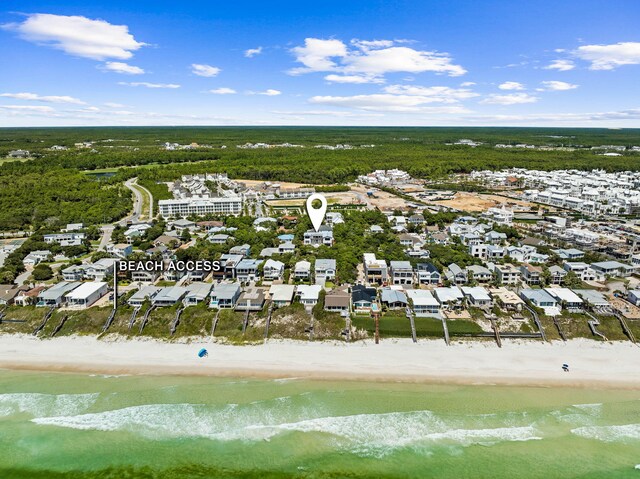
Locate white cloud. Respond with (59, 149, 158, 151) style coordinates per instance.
(103, 61, 144, 75)
(191, 64, 221, 77)
(0, 104, 56, 113)
(324, 74, 384, 84)
(309, 94, 470, 113)
(498, 81, 525, 91)
(574, 42, 640, 70)
(382, 85, 479, 102)
(544, 59, 575, 71)
(481, 93, 538, 105)
(289, 37, 465, 79)
(244, 47, 263, 58)
(537, 80, 578, 91)
(0, 92, 85, 104)
(104, 102, 125, 108)
(118, 82, 180, 89)
(3, 13, 145, 60)
(290, 38, 348, 74)
(208, 88, 236, 95)
(460, 81, 476, 87)
(247, 89, 281, 96)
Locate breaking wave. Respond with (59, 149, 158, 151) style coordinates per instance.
(31, 398, 541, 456)
(0, 392, 99, 418)
(571, 423, 640, 443)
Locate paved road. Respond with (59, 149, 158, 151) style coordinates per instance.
(98, 224, 114, 251)
(122, 178, 144, 224)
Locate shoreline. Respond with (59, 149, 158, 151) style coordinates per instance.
(1, 334, 639, 389)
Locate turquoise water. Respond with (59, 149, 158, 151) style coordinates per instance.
(1, 370, 640, 478)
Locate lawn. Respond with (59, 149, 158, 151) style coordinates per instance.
(446, 319, 484, 335)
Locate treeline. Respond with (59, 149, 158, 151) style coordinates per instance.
(0, 165, 131, 231)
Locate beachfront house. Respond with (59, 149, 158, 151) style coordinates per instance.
(36, 281, 81, 308)
(235, 288, 265, 311)
(520, 289, 559, 316)
(406, 289, 440, 317)
(128, 286, 162, 307)
(461, 286, 492, 308)
(380, 288, 408, 309)
(324, 287, 351, 313)
(153, 286, 188, 307)
(352, 285, 378, 313)
(545, 287, 584, 313)
(66, 282, 109, 309)
(183, 282, 212, 306)
(269, 284, 296, 308)
(209, 283, 241, 309)
(434, 286, 464, 311)
(296, 284, 322, 308)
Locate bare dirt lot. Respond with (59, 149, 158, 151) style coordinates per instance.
(432, 192, 535, 212)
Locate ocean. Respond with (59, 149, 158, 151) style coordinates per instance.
(1, 369, 639, 478)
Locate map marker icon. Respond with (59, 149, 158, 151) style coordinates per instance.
(306, 193, 328, 232)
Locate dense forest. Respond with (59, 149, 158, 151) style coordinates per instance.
(1, 126, 639, 232)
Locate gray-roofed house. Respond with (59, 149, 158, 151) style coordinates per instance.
(128, 286, 162, 307)
(183, 282, 212, 306)
(209, 283, 241, 309)
(235, 259, 262, 282)
(314, 259, 336, 285)
(445, 263, 467, 285)
(390, 261, 414, 285)
(380, 288, 408, 309)
(461, 286, 492, 308)
(36, 281, 81, 308)
(520, 289, 559, 315)
(548, 265, 568, 285)
(153, 286, 188, 306)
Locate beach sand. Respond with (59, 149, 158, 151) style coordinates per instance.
(1, 335, 639, 388)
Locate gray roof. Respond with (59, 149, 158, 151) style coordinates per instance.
(38, 281, 81, 300)
(153, 286, 188, 303)
(315, 258, 336, 270)
(381, 289, 407, 304)
(212, 283, 241, 300)
(184, 282, 212, 301)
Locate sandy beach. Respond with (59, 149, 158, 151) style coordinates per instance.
(0, 334, 639, 388)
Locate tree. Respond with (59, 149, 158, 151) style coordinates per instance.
(32, 264, 53, 281)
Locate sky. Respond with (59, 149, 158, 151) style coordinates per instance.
(1, 0, 640, 127)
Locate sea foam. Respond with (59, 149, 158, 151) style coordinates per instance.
(571, 423, 640, 443)
(0, 392, 99, 418)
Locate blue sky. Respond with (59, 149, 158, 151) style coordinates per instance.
(1, 0, 640, 127)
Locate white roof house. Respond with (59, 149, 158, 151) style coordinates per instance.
(544, 287, 584, 312)
(406, 289, 440, 317)
(296, 284, 322, 307)
(66, 281, 108, 308)
(269, 284, 296, 307)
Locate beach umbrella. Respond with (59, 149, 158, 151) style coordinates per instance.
(198, 348, 208, 358)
